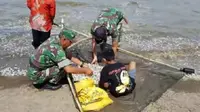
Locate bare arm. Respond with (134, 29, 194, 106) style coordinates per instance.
(123, 17, 128, 24)
(92, 37, 97, 58)
(99, 68, 109, 89)
(112, 39, 118, 56)
(70, 57, 83, 66)
(91, 37, 98, 64)
(64, 66, 93, 76)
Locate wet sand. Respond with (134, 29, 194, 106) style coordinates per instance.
(0, 76, 79, 112)
(0, 84, 79, 112)
(0, 76, 30, 90)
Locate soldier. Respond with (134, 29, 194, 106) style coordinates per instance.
(91, 8, 128, 64)
(27, 29, 93, 90)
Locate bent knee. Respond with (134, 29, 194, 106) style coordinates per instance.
(128, 61, 136, 70)
(27, 67, 38, 81)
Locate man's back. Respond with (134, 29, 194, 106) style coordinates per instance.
(91, 8, 124, 35)
(30, 36, 66, 70)
(99, 62, 135, 97)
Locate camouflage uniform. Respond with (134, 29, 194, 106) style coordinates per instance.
(27, 30, 76, 84)
(91, 8, 124, 42)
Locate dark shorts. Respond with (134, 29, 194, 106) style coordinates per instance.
(31, 29, 51, 49)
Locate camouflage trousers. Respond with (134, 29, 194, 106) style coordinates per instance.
(27, 65, 66, 85)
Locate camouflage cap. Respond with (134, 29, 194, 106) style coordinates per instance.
(59, 29, 77, 41)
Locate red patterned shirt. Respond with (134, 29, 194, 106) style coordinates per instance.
(27, 0, 56, 32)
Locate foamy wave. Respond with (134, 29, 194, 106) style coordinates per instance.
(0, 67, 27, 76)
(183, 74, 200, 81)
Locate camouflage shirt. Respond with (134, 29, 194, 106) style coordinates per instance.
(91, 8, 124, 38)
(30, 35, 71, 70)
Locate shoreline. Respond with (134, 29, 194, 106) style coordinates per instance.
(0, 76, 30, 90)
(0, 84, 79, 112)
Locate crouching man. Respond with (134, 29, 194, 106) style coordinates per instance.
(27, 29, 93, 90)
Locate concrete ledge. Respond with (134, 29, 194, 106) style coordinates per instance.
(142, 75, 200, 112)
(0, 85, 78, 112)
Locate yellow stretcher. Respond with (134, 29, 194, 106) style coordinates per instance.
(74, 78, 113, 112)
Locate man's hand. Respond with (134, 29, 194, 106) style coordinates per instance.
(123, 17, 128, 24)
(80, 62, 89, 68)
(84, 67, 93, 76)
(82, 63, 89, 68)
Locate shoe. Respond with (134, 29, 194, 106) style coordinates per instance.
(58, 75, 69, 84)
(33, 82, 62, 90)
(41, 83, 62, 90)
(33, 83, 43, 89)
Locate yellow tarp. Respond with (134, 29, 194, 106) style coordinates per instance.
(75, 78, 113, 111)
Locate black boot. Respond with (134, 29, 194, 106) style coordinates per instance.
(41, 82, 62, 90)
(33, 82, 62, 90)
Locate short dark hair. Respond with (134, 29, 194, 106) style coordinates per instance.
(94, 26, 107, 40)
(102, 49, 115, 61)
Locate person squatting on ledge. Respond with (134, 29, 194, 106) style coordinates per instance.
(27, 0, 56, 49)
(27, 29, 93, 90)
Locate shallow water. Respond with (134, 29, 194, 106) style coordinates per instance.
(0, 0, 199, 75)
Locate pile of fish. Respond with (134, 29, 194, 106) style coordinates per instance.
(72, 64, 103, 84)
